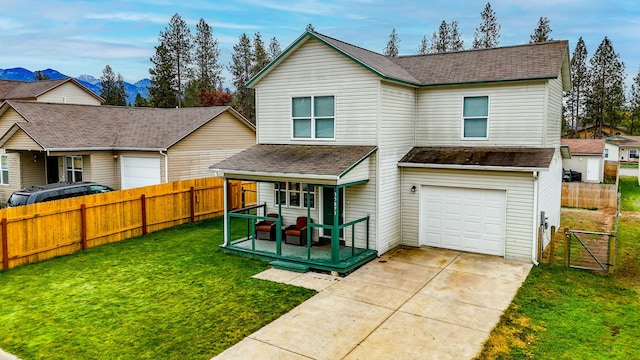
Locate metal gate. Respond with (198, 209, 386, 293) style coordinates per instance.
(566, 230, 616, 273)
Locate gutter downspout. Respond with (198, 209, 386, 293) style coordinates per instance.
(531, 171, 540, 265)
(159, 150, 168, 183)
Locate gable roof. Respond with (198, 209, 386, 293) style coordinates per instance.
(560, 139, 605, 155)
(0, 101, 255, 151)
(0, 78, 104, 103)
(606, 135, 640, 146)
(248, 31, 570, 89)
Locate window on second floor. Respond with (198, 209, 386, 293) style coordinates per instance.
(462, 96, 489, 139)
(292, 96, 335, 140)
(65, 156, 83, 182)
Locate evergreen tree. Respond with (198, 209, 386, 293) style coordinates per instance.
(417, 35, 429, 55)
(432, 21, 450, 53)
(566, 37, 589, 135)
(134, 93, 150, 107)
(252, 32, 269, 76)
(193, 18, 222, 91)
(472, 2, 501, 49)
(586, 37, 626, 138)
(158, 13, 193, 107)
(384, 28, 400, 57)
(629, 67, 640, 134)
(530, 17, 553, 43)
(449, 21, 464, 51)
(268, 37, 282, 62)
(229, 33, 255, 121)
(100, 65, 126, 106)
(34, 70, 49, 81)
(306, 23, 315, 32)
(148, 43, 178, 108)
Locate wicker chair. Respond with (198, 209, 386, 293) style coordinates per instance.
(255, 213, 279, 241)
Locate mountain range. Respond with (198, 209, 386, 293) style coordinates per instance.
(0, 67, 150, 104)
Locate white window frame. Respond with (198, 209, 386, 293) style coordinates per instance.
(291, 95, 336, 141)
(274, 182, 316, 209)
(630, 148, 638, 159)
(0, 154, 8, 185)
(461, 95, 490, 140)
(65, 155, 83, 182)
(604, 148, 609, 158)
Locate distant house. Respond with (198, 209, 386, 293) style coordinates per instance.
(0, 101, 255, 202)
(211, 31, 570, 272)
(0, 78, 103, 105)
(560, 139, 605, 182)
(562, 124, 628, 139)
(605, 135, 640, 163)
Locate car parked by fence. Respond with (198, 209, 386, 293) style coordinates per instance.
(6, 182, 113, 207)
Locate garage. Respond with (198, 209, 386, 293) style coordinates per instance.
(420, 185, 506, 256)
(121, 156, 161, 189)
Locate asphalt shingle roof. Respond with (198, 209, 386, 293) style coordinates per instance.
(560, 139, 605, 155)
(210, 144, 377, 178)
(3, 101, 242, 150)
(0, 79, 100, 101)
(399, 147, 555, 169)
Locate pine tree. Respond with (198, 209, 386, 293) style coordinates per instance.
(384, 28, 400, 57)
(158, 13, 193, 107)
(148, 43, 178, 108)
(306, 23, 315, 32)
(229, 33, 255, 121)
(433, 21, 450, 53)
(472, 2, 501, 49)
(193, 18, 222, 91)
(566, 37, 589, 135)
(449, 21, 464, 51)
(34, 71, 49, 81)
(134, 93, 150, 107)
(530, 17, 553, 43)
(629, 67, 640, 134)
(100, 65, 126, 106)
(268, 37, 282, 62)
(252, 32, 269, 76)
(586, 37, 626, 138)
(417, 35, 429, 55)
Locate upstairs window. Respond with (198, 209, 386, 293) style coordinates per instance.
(463, 96, 489, 139)
(292, 96, 335, 140)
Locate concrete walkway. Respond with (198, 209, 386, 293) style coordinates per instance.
(0, 349, 19, 360)
(213, 246, 532, 360)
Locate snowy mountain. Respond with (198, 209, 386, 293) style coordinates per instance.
(0, 67, 149, 104)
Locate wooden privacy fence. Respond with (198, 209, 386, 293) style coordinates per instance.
(0, 178, 256, 270)
(561, 182, 618, 209)
(604, 160, 619, 183)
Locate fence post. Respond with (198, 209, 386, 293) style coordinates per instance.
(1, 218, 7, 270)
(141, 194, 148, 235)
(190, 186, 196, 223)
(81, 204, 88, 251)
(564, 228, 570, 268)
(549, 225, 556, 265)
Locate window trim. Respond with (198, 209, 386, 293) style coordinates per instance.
(461, 95, 490, 140)
(274, 182, 316, 209)
(290, 95, 336, 141)
(65, 155, 83, 182)
(0, 154, 9, 186)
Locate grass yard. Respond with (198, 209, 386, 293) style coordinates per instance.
(620, 163, 638, 169)
(0, 217, 316, 360)
(476, 176, 640, 359)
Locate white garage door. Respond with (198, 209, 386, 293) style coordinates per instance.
(121, 156, 161, 189)
(420, 186, 506, 256)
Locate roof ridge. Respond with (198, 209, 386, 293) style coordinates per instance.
(396, 40, 569, 59)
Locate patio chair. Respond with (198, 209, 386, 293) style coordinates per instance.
(284, 216, 311, 246)
(256, 213, 279, 241)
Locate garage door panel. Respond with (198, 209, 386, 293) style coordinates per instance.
(420, 186, 506, 256)
(121, 156, 161, 190)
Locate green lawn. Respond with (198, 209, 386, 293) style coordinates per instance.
(0, 217, 315, 360)
(620, 163, 638, 169)
(476, 176, 640, 359)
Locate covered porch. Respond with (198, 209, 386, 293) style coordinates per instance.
(211, 144, 378, 274)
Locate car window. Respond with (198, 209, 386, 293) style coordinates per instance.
(7, 193, 30, 207)
(35, 190, 63, 203)
(89, 185, 112, 194)
(63, 186, 90, 197)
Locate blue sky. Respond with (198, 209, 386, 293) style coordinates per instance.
(1, 0, 638, 89)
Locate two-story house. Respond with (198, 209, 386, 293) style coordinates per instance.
(211, 31, 570, 273)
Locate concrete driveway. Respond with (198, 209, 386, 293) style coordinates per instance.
(214, 246, 532, 360)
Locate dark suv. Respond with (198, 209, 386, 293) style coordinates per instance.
(6, 182, 113, 207)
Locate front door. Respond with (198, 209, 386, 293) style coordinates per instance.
(322, 187, 344, 238)
(46, 156, 59, 184)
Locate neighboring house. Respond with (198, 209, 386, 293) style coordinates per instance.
(560, 139, 605, 182)
(605, 135, 640, 163)
(211, 31, 570, 273)
(0, 78, 103, 105)
(0, 101, 255, 202)
(563, 124, 628, 139)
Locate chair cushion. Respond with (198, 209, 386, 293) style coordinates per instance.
(296, 217, 307, 229)
(286, 229, 301, 237)
(256, 224, 272, 232)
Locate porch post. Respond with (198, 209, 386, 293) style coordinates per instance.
(276, 181, 282, 256)
(331, 186, 339, 264)
(306, 185, 311, 259)
(223, 177, 229, 247)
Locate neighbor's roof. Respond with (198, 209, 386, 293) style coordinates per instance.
(210, 144, 377, 179)
(398, 147, 555, 171)
(0, 101, 254, 151)
(560, 139, 605, 155)
(0, 78, 104, 102)
(606, 135, 640, 146)
(248, 31, 570, 89)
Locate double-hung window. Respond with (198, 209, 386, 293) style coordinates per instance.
(0, 155, 8, 185)
(462, 96, 489, 139)
(292, 96, 335, 139)
(65, 156, 83, 182)
(274, 182, 316, 209)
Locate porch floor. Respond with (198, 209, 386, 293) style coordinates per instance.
(223, 238, 378, 273)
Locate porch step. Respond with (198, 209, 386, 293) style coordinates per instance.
(270, 260, 310, 273)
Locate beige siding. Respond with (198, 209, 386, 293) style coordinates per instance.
(377, 82, 416, 253)
(416, 81, 547, 147)
(20, 152, 46, 187)
(605, 142, 618, 161)
(401, 168, 535, 262)
(345, 154, 377, 250)
(0, 108, 27, 140)
(0, 152, 23, 202)
(537, 149, 562, 249)
(254, 38, 380, 145)
(37, 82, 101, 105)
(546, 77, 563, 147)
(88, 152, 118, 189)
(3, 130, 42, 151)
(168, 111, 255, 181)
